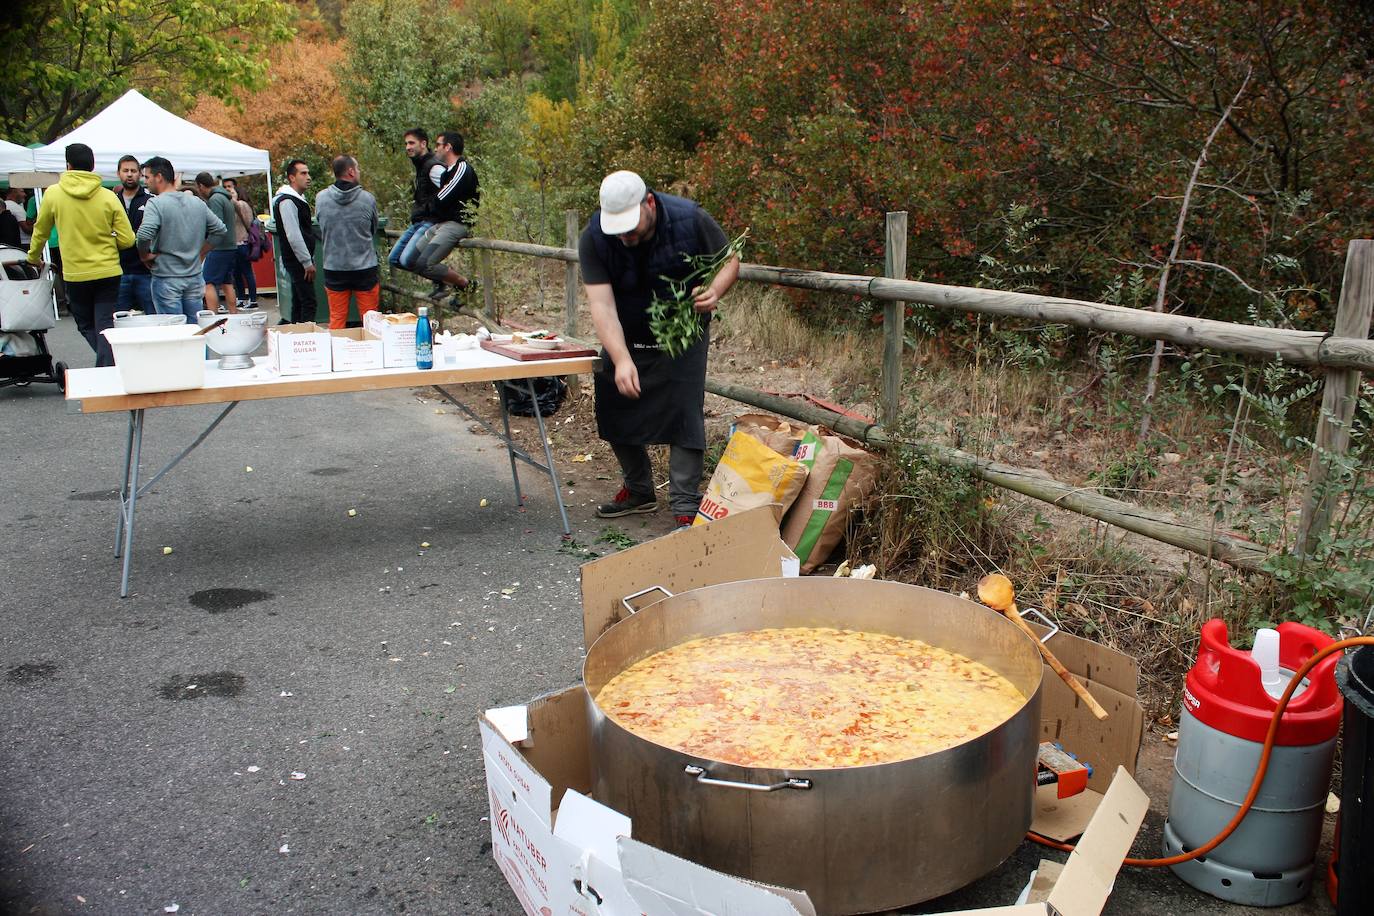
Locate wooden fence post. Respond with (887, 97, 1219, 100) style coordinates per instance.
(881, 211, 908, 427)
(479, 248, 496, 322)
(565, 211, 580, 338)
(1298, 239, 1374, 554)
(565, 210, 581, 397)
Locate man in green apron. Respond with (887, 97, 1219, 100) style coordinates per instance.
(578, 170, 741, 528)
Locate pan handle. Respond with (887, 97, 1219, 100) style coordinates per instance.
(684, 765, 812, 792)
(1020, 606, 1060, 644)
(620, 585, 674, 617)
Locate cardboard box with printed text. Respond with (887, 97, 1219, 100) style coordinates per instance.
(329, 327, 385, 372)
(363, 310, 418, 368)
(266, 322, 331, 375)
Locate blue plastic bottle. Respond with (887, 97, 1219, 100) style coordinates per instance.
(415, 306, 433, 370)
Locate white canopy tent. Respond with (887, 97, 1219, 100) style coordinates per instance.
(0, 139, 36, 178)
(31, 89, 271, 179)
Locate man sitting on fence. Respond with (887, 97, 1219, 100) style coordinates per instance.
(388, 128, 442, 273)
(408, 130, 479, 300)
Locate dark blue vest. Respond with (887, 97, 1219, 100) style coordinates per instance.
(586, 191, 711, 347)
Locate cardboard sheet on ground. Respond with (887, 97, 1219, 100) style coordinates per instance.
(1026, 860, 1064, 904)
(620, 838, 815, 916)
(944, 767, 1149, 916)
(1032, 785, 1106, 842)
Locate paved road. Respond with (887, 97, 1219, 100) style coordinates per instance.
(0, 309, 1336, 915)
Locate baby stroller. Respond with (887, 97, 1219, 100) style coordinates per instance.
(0, 244, 65, 392)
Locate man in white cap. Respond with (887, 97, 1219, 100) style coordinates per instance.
(579, 170, 740, 528)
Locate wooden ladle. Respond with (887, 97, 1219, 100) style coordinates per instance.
(977, 573, 1109, 721)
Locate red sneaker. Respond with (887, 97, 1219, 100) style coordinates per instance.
(674, 515, 695, 529)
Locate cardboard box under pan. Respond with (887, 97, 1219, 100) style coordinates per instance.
(480, 507, 1148, 915)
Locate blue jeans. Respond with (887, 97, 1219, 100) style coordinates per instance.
(151, 275, 204, 322)
(388, 221, 432, 270)
(233, 245, 257, 303)
(116, 272, 153, 314)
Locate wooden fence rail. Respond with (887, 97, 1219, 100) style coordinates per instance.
(448, 236, 1374, 373)
(706, 381, 1278, 575)
(381, 216, 1371, 567)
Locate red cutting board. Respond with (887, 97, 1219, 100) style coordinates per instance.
(480, 339, 598, 361)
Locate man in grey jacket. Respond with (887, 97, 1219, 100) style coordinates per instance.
(195, 172, 241, 314)
(315, 155, 380, 329)
(136, 157, 228, 321)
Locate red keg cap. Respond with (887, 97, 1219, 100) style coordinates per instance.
(1182, 619, 1342, 745)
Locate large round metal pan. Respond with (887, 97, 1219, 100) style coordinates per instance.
(584, 576, 1044, 915)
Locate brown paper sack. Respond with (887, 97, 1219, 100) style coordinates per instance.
(780, 429, 880, 572)
(730, 412, 805, 457)
(694, 430, 809, 527)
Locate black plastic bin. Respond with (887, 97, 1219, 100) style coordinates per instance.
(1336, 646, 1374, 915)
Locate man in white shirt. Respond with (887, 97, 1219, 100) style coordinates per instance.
(4, 187, 30, 246)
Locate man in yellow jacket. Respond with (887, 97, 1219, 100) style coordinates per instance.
(27, 143, 135, 367)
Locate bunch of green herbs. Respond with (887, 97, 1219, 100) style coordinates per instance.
(648, 230, 748, 357)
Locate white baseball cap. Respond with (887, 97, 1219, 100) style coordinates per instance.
(599, 170, 647, 235)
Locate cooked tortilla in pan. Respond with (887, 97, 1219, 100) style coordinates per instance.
(595, 626, 1027, 769)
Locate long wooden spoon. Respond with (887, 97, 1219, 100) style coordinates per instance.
(977, 573, 1109, 721)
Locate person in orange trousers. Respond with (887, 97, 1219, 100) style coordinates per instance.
(314, 154, 381, 329)
(326, 284, 379, 329)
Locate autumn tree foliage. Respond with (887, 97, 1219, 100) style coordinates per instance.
(339, 0, 482, 147)
(0, 0, 295, 142)
(992, 0, 1374, 320)
(189, 26, 351, 172)
(556, 0, 1373, 327)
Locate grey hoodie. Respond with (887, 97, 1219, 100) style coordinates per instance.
(136, 191, 228, 279)
(315, 180, 379, 273)
(204, 187, 238, 251)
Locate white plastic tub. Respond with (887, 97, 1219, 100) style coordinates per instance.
(100, 324, 206, 393)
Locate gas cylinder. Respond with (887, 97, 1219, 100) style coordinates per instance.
(1162, 619, 1343, 905)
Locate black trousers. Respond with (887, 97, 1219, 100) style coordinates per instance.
(67, 274, 122, 367)
(610, 442, 705, 516)
(284, 263, 317, 324)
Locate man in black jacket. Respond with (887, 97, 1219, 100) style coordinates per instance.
(270, 159, 317, 324)
(387, 128, 442, 272)
(0, 203, 18, 246)
(411, 130, 478, 298)
(579, 170, 739, 528)
(114, 155, 152, 313)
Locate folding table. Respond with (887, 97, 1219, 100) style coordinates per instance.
(65, 349, 598, 596)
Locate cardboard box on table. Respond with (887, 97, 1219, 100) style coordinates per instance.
(329, 327, 385, 372)
(480, 507, 1148, 916)
(266, 322, 332, 375)
(363, 310, 418, 368)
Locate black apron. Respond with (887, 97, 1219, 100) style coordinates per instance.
(594, 331, 709, 448)
(591, 193, 711, 449)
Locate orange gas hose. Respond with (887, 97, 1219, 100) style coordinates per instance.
(1028, 636, 1374, 868)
